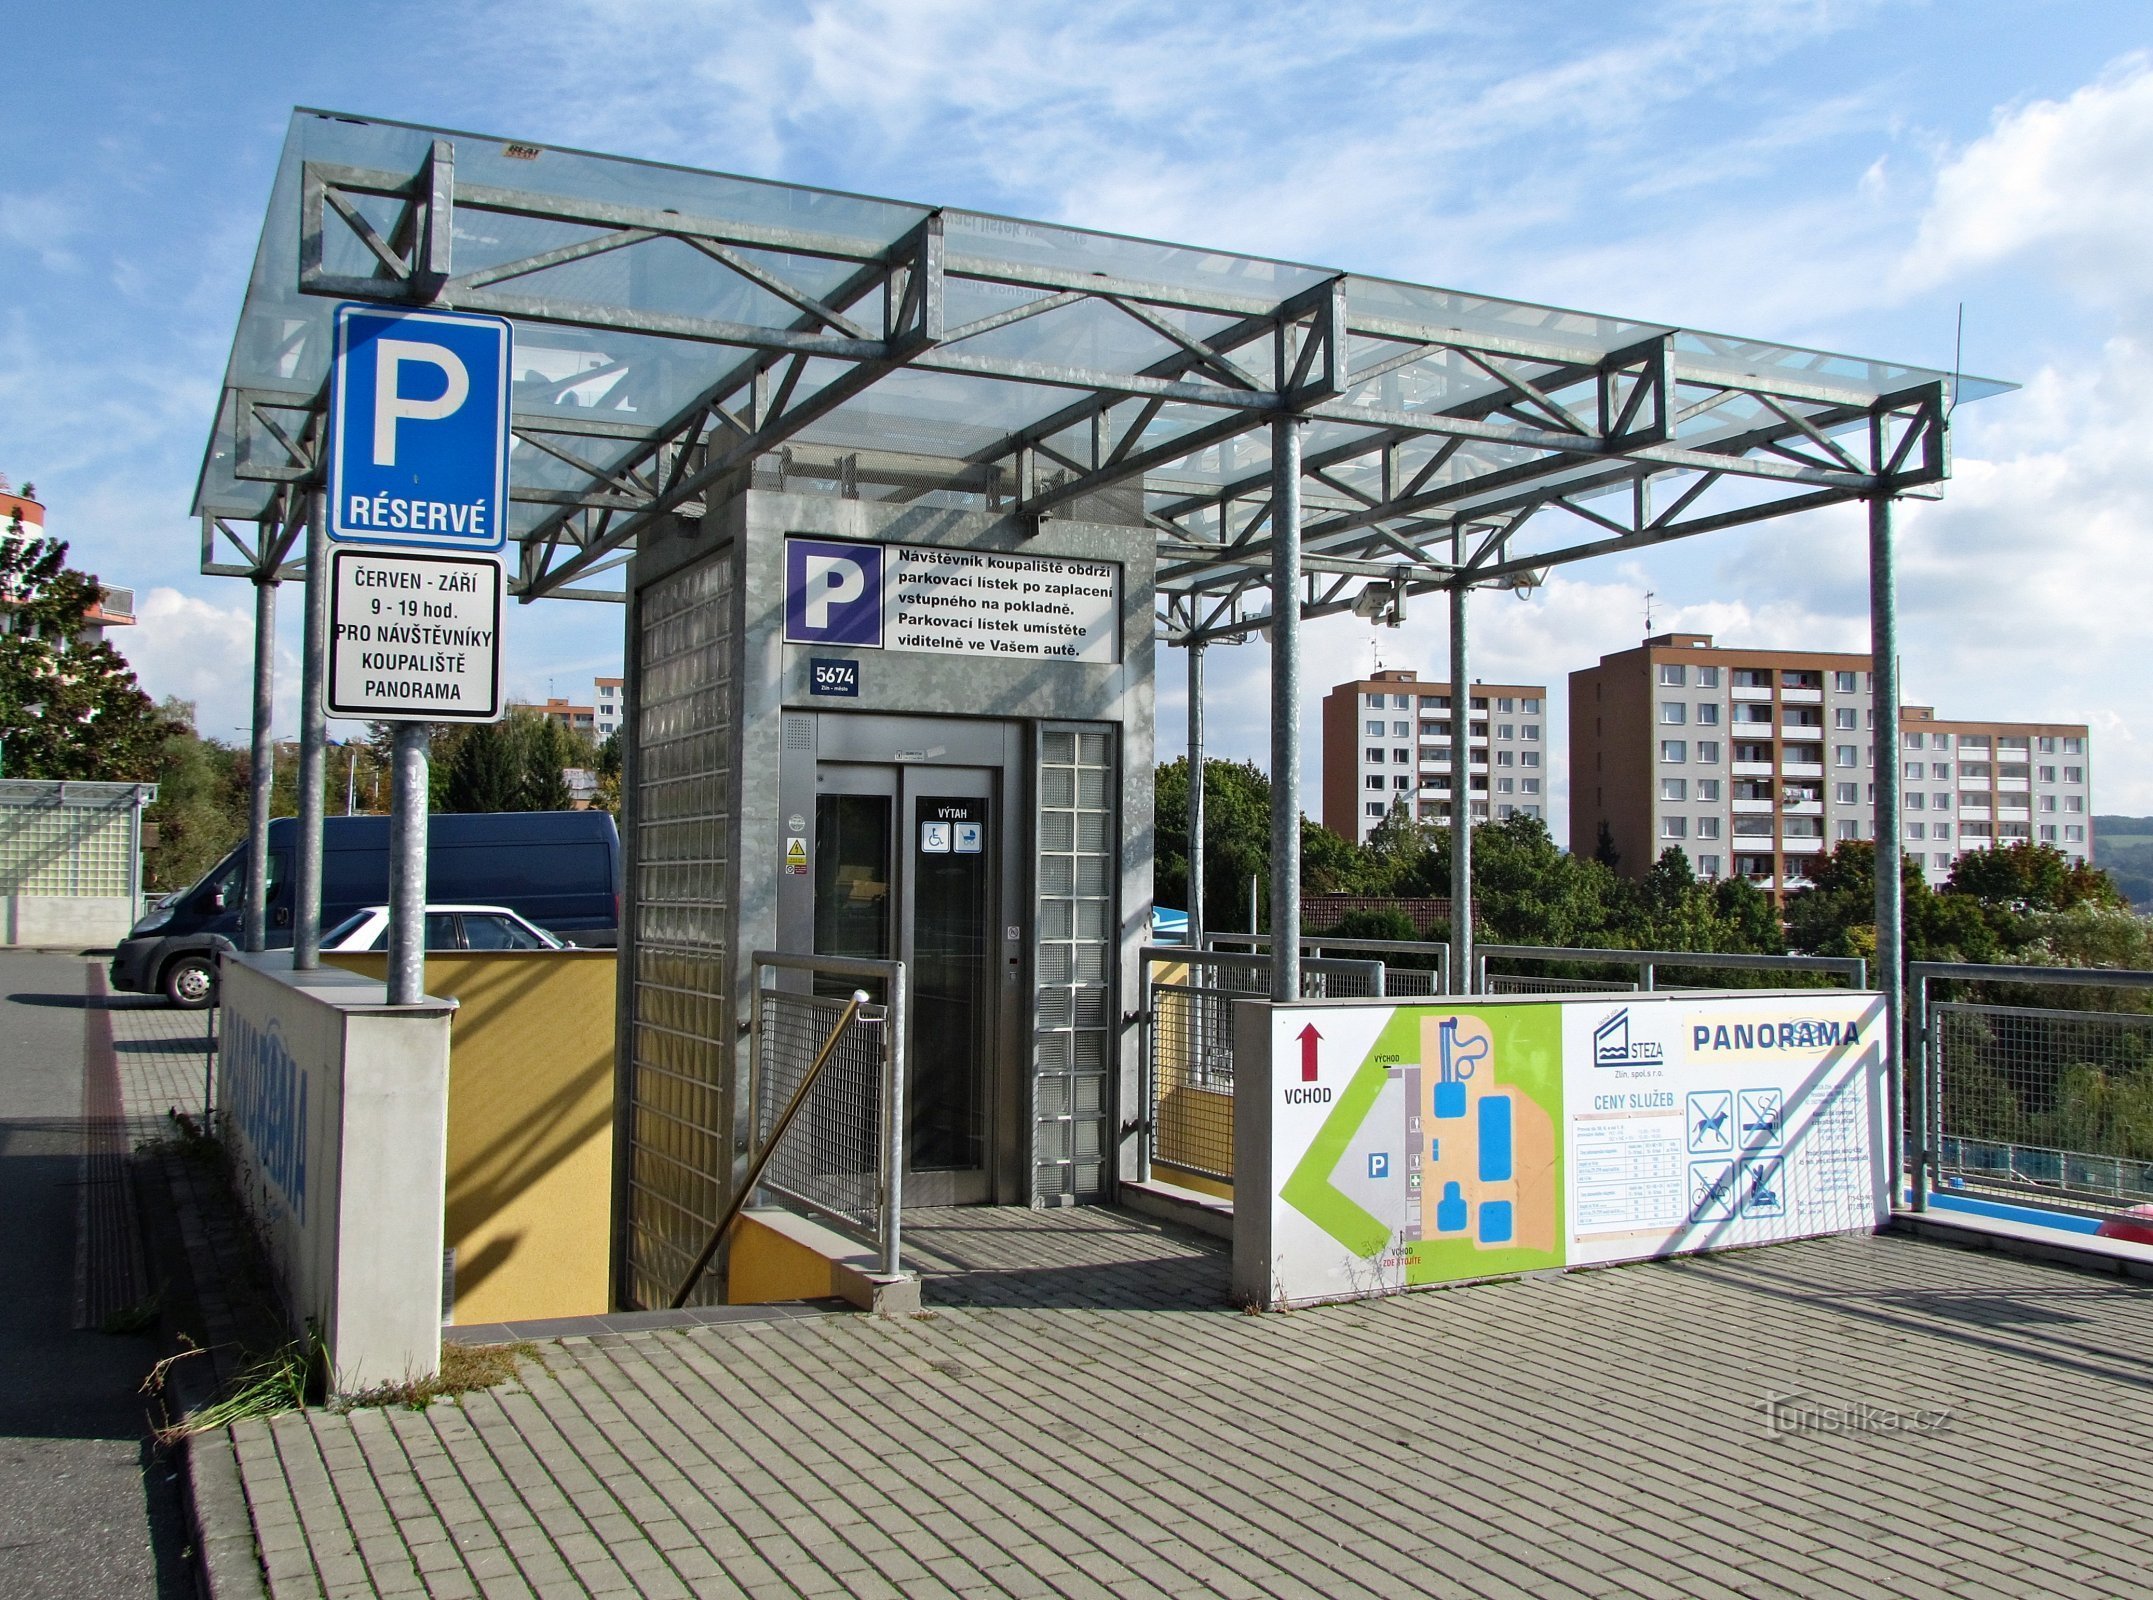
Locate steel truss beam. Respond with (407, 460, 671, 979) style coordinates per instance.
(233, 145, 1953, 613)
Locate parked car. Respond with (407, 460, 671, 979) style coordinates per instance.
(319, 904, 565, 953)
(111, 811, 619, 1008)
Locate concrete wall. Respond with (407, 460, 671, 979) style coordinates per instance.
(329, 950, 616, 1326)
(4, 894, 138, 946)
(218, 954, 454, 1390)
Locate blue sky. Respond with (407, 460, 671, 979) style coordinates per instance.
(7, 1, 2153, 835)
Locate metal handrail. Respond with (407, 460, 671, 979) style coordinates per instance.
(670, 989, 868, 1308)
(1477, 942, 1867, 993)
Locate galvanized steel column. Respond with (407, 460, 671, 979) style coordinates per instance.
(293, 491, 329, 968)
(1868, 492, 1908, 1205)
(242, 574, 278, 954)
(1449, 579, 1473, 995)
(1186, 640, 1205, 949)
(386, 722, 431, 1005)
(1269, 417, 1305, 1002)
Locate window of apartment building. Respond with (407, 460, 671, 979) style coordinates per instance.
(1696, 703, 1720, 725)
(2038, 794, 2058, 812)
(1906, 792, 1926, 810)
(1697, 741, 1721, 764)
(1394, 748, 1411, 763)
(1659, 664, 1686, 686)
(1661, 740, 1687, 763)
(1908, 821, 1927, 840)
(1662, 816, 1688, 838)
(1960, 790, 1990, 810)
(1933, 852, 1953, 869)
(1365, 719, 1384, 735)
(1470, 721, 1488, 738)
(1732, 703, 1772, 725)
(1365, 693, 1384, 708)
(1497, 750, 1514, 767)
(1385, 695, 1405, 709)
(1496, 777, 1515, 794)
(1366, 775, 1386, 789)
(1697, 816, 1721, 839)
(1962, 734, 1990, 751)
(1834, 746, 1858, 768)
(1471, 697, 1488, 711)
(1960, 760, 1991, 780)
(1661, 702, 1686, 724)
(1904, 761, 1923, 781)
(1520, 750, 1541, 768)
(2066, 824, 2086, 842)
(1394, 775, 1412, 789)
(1697, 854, 1722, 877)
(1834, 707, 1857, 729)
(1522, 778, 1542, 795)
(1365, 748, 1385, 763)
(1781, 670, 1817, 689)
(1962, 820, 1993, 839)
(1523, 723, 1540, 740)
(2037, 736, 2056, 754)
(1496, 697, 1514, 713)
(1925, 763, 1945, 780)
(1421, 720, 1445, 738)
(1934, 821, 1952, 840)
(1697, 667, 1720, 688)
(1832, 671, 1857, 692)
(1998, 762, 2031, 781)
(1733, 816, 1773, 836)
(2066, 795, 2084, 813)
(1366, 801, 1385, 817)
(1426, 695, 1452, 710)
(1834, 782, 1858, 804)
(1393, 721, 1411, 737)
(1661, 778, 1688, 801)
(2064, 765, 2084, 783)
(1999, 821, 2032, 840)
(1932, 791, 1950, 810)
(2064, 737, 2084, 754)
(1999, 735, 2029, 752)
(1903, 732, 1924, 750)
(1929, 733, 1949, 750)
(1836, 820, 1859, 840)
(1696, 779, 1721, 801)
(1522, 697, 1541, 713)
(1784, 816, 1825, 838)
(1497, 724, 1514, 740)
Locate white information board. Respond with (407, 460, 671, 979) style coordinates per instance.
(1234, 990, 1888, 1309)
(326, 547, 504, 722)
(782, 535, 1122, 664)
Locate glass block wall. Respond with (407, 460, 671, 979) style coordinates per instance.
(625, 554, 734, 1308)
(1033, 727, 1115, 1203)
(0, 781, 144, 897)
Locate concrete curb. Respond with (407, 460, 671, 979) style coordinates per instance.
(183, 1430, 269, 1600)
(1891, 1209, 2153, 1284)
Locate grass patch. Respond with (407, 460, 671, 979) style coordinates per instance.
(147, 1337, 320, 1443)
(333, 1341, 540, 1413)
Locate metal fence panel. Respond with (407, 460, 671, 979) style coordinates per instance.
(1933, 1000, 2153, 1205)
(0, 780, 150, 899)
(754, 986, 892, 1236)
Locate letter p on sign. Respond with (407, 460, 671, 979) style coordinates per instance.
(784, 537, 883, 648)
(372, 340, 471, 465)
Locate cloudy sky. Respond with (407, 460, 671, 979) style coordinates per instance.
(6, 1, 2153, 840)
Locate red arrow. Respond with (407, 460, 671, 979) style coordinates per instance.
(1298, 1024, 1322, 1082)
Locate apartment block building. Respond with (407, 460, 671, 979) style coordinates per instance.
(594, 675, 623, 738)
(1570, 633, 2091, 893)
(1320, 668, 1551, 844)
(1895, 706, 2093, 877)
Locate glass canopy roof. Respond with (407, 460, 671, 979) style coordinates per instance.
(196, 110, 2005, 630)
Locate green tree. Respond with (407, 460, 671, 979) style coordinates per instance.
(142, 699, 252, 891)
(0, 513, 173, 780)
(441, 718, 527, 812)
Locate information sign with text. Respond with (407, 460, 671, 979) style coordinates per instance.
(326, 548, 504, 722)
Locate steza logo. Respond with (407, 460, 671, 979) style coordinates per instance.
(1592, 1008, 1665, 1070)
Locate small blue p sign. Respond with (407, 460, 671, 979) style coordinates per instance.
(1368, 1152, 1391, 1180)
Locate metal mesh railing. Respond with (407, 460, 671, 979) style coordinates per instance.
(1143, 946, 1381, 1186)
(746, 952, 906, 1277)
(1477, 943, 1867, 994)
(1485, 973, 1639, 995)
(0, 780, 151, 899)
(1932, 1000, 2153, 1206)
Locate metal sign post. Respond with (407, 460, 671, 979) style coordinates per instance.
(325, 303, 512, 1004)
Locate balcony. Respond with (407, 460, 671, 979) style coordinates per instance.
(1781, 762, 1824, 779)
(1731, 685, 1772, 701)
(1731, 798, 1774, 815)
(1781, 799, 1823, 816)
(1732, 760, 1773, 778)
(1997, 806, 2031, 823)
(1959, 804, 1992, 819)
(1780, 687, 1823, 704)
(1780, 836, 1826, 854)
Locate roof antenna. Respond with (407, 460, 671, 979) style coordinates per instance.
(1643, 590, 1655, 639)
(1948, 302, 1965, 415)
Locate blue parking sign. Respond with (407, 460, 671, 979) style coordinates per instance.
(784, 538, 883, 648)
(329, 305, 512, 550)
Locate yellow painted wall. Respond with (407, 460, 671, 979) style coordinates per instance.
(327, 950, 616, 1325)
(726, 1214, 836, 1305)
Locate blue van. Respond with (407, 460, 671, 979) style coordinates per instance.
(110, 810, 620, 1007)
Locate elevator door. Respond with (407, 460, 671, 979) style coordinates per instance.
(814, 762, 998, 1205)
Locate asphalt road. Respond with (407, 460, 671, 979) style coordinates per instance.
(0, 949, 189, 1598)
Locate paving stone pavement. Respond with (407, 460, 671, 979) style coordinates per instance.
(189, 1209, 2149, 1600)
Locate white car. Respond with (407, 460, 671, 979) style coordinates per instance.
(319, 905, 566, 953)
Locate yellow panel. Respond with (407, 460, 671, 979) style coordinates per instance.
(329, 949, 616, 1325)
(725, 1214, 837, 1305)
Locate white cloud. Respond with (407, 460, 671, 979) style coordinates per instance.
(117, 587, 298, 740)
(1898, 53, 2153, 302)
